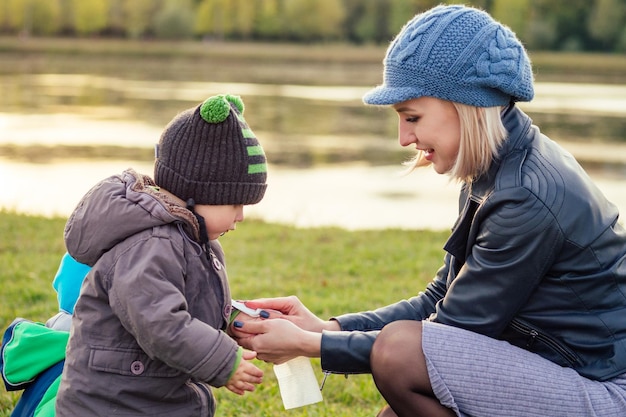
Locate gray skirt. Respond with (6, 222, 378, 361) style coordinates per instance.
(422, 321, 626, 417)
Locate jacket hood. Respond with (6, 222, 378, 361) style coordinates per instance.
(64, 169, 200, 267)
(52, 252, 91, 315)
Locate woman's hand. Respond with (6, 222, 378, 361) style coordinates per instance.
(227, 310, 270, 339)
(244, 296, 340, 333)
(233, 318, 323, 364)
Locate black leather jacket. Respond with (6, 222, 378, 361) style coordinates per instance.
(321, 104, 626, 381)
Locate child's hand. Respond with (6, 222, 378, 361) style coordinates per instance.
(225, 350, 263, 395)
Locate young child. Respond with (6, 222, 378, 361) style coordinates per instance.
(55, 94, 267, 416)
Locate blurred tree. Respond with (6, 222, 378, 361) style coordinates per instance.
(124, 0, 156, 39)
(255, 0, 285, 40)
(154, 0, 194, 39)
(196, 0, 225, 39)
(525, 3, 557, 50)
(232, 0, 255, 39)
(2, 0, 24, 33)
(72, 0, 108, 36)
(351, 0, 401, 43)
(195, 0, 254, 39)
(0, 1, 6, 31)
(388, 0, 438, 39)
(283, 0, 345, 41)
(341, 0, 366, 43)
(619, 28, 626, 52)
(0, 0, 622, 51)
(353, 0, 378, 43)
(57, 0, 75, 34)
(2, 0, 61, 35)
(107, 0, 124, 36)
(388, 0, 415, 37)
(443, 0, 493, 10)
(30, 0, 61, 35)
(491, 0, 530, 40)
(530, 0, 592, 51)
(587, 0, 626, 51)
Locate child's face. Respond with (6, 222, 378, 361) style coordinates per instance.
(393, 96, 461, 174)
(194, 204, 245, 240)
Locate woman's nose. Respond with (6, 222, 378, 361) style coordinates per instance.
(398, 126, 415, 147)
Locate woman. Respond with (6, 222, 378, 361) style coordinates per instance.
(233, 5, 626, 417)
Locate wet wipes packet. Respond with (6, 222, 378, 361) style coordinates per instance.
(273, 356, 323, 409)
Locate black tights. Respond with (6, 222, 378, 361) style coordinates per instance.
(371, 321, 456, 417)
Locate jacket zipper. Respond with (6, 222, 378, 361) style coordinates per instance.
(320, 370, 349, 391)
(509, 319, 579, 366)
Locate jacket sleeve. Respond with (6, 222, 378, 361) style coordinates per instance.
(320, 330, 378, 374)
(319, 256, 450, 373)
(107, 236, 238, 388)
(1, 320, 69, 390)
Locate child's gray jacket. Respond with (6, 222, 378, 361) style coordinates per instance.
(56, 169, 236, 417)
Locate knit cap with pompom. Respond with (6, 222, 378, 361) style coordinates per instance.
(154, 94, 267, 205)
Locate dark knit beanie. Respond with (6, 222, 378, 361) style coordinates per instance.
(154, 94, 267, 205)
(363, 5, 534, 107)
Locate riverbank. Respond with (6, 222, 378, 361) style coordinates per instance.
(2, 37, 626, 85)
(1, 151, 624, 231)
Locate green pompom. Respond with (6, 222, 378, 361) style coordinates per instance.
(225, 94, 244, 114)
(199, 94, 244, 123)
(199, 95, 231, 123)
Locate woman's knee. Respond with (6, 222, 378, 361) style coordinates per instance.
(371, 320, 445, 415)
(371, 320, 423, 375)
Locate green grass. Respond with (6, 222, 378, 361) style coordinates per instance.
(0, 210, 448, 416)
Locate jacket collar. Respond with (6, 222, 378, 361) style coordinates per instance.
(444, 103, 534, 264)
(500, 103, 534, 153)
(468, 103, 534, 200)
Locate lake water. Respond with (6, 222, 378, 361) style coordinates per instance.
(1, 74, 625, 230)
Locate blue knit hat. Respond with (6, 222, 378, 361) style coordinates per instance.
(363, 5, 534, 107)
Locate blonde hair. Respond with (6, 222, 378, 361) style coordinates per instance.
(404, 103, 507, 182)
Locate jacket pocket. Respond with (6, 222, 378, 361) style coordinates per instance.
(507, 319, 582, 368)
(88, 345, 182, 378)
(186, 380, 215, 416)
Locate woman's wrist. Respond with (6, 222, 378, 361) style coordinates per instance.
(301, 330, 323, 357)
(323, 319, 341, 332)
(287, 321, 339, 359)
